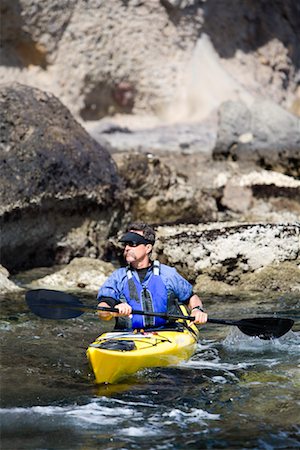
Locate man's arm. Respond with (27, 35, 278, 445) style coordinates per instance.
(164, 266, 208, 325)
(97, 269, 132, 321)
(187, 294, 208, 325)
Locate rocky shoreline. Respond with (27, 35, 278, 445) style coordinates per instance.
(1, 2, 300, 297)
(1, 221, 299, 297)
(1, 83, 300, 296)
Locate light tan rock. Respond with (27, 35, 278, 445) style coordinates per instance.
(0, 265, 22, 293)
(29, 257, 114, 293)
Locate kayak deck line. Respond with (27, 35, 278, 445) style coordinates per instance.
(91, 333, 174, 351)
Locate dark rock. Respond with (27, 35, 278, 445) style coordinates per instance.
(0, 83, 121, 272)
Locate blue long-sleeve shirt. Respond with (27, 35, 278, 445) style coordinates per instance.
(97, 263, 193, 306)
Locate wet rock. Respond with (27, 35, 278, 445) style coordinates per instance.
(10, 222, 300, 296)
(0, 83, 121, 272)
(238, 261, 300, 294)
(29, 257, 114, 293)
(154, 222, 300, 292)
(213, 100, 300, 177)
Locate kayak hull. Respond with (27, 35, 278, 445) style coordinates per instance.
(87, 320, 200, 384)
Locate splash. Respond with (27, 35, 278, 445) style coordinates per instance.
(223, 327, 300, 353)
(161, 33, 253, 122)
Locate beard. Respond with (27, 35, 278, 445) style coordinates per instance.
(124, 250, 137, 263)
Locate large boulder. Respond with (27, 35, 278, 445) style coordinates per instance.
(0, 83, 121, 272)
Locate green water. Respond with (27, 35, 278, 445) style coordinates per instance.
(0, 285, 299, 449)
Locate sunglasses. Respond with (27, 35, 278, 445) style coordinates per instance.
(122, 241, 144, 248)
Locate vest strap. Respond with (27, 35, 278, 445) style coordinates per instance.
(126, 262, 160, 321)
(126, 267, 140, 303)
(141, 288, 155, 327)
(153, 260, 160, 276)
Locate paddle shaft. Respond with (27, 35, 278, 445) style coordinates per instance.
(25, 289, 294, 339)
(26, 301, 287, 330)
(97, 306, 293, 337)
(97, 306, 259, 329)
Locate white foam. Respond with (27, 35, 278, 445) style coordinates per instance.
(166, 408, 219, 422)
(0, 401, 137, 428)
(66, 402, 136, 426)
(211, 376, 227, 384)
(122, 426, 159, 437)
(0, 398, 219, 437)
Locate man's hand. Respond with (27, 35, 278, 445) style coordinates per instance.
(115, 303, 132, 316)
(97, 302, 132, 321)
(191, 308, 208, 325)
(188, 294, 208, 324)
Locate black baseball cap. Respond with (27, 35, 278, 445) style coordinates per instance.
(119, 231, 153, 245)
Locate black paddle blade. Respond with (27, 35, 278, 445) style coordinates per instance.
(26, 289, 85, 319)
(237, 317, 294, 340)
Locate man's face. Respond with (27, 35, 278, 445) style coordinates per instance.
(123, 230, 152, 266)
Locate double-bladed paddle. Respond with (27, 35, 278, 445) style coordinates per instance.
(25, 289, 294, 340)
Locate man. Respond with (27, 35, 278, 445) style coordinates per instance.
(97, 222, 207, 329)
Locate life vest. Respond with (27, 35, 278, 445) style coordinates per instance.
(122, 260, 168, 329)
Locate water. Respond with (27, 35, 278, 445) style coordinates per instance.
(1, 289, 299, 449)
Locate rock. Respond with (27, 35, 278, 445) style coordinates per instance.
(1, 0, 298, 119)
(213, 100, 300, 177)
(154, 222, 300, 292)
(113, 152, 218, 223)
(86, 118, 217, 155)
(162, 34, 253, 123)
(89, 112, 300, 224)
(218, 170, 300, 221)
(0, 83, 121, 272)
(0, 0, 76, 65)
(195, 262, 300, 295)
(0, 265, 22, 293)
(238, 261, 300, 294)
(29, 257, 114, 293)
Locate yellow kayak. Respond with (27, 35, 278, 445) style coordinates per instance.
(87, 309, 200, 384)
